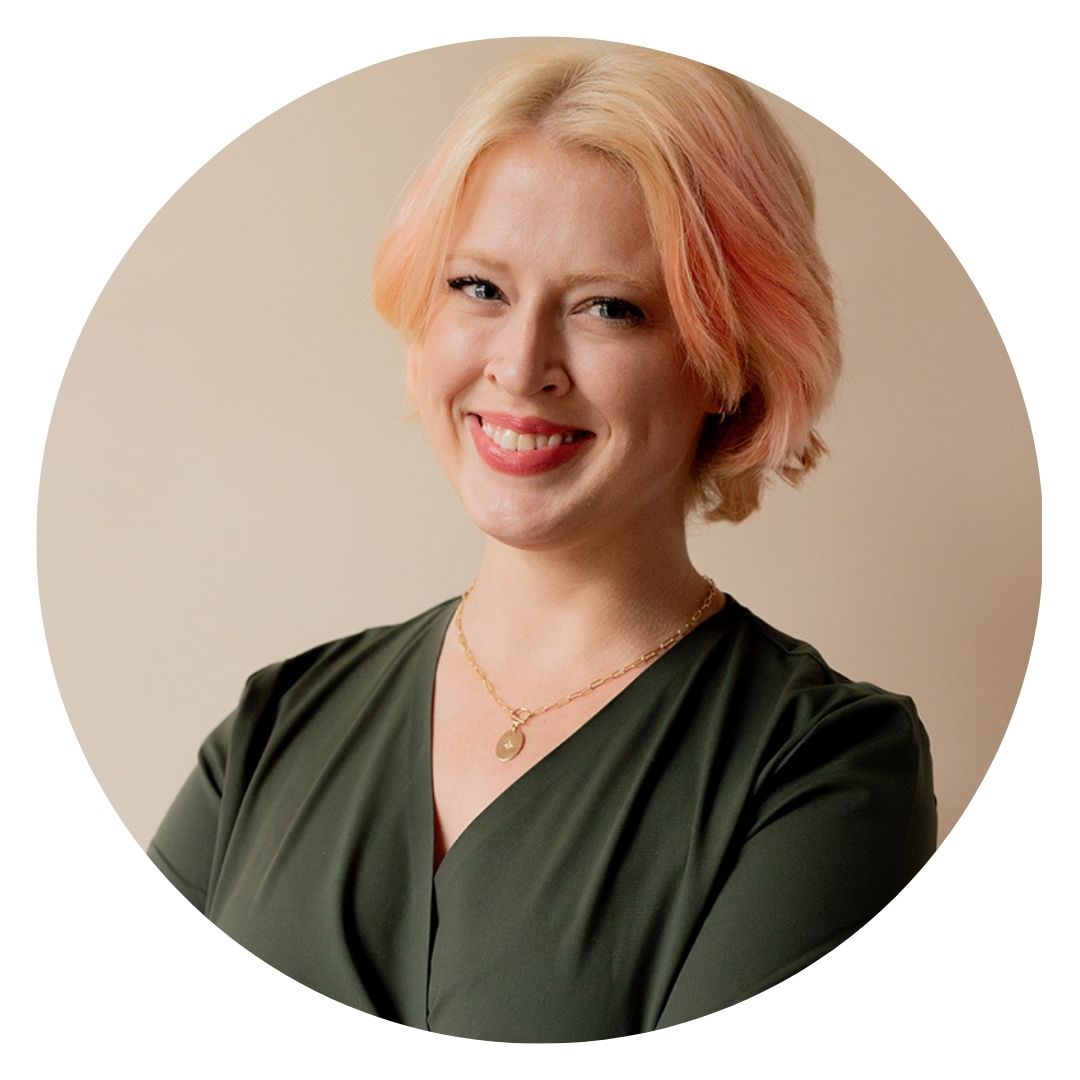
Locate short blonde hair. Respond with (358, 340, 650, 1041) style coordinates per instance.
(373, 42, 841, 522)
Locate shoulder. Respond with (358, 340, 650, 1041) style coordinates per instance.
(719, 596, 934, 827)
(199, 597, 457, 774)
(239, 597, 457, 703)
(716, 595, 919, 712)
(704, 596, 932, 780)
(688, 598, 937, 865)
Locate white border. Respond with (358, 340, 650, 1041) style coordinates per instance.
(5, 2, 1074, 1075)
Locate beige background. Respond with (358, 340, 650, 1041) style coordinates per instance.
(38, 37, 1039, 850)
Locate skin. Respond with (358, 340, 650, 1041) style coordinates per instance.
(410, 134, 725, 866)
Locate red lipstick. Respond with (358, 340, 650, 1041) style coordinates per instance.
(467, 413, 593, 476)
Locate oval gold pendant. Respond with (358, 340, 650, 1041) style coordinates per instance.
(495, 727, 525, 761)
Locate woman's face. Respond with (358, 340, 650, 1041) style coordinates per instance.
(408, 134, 710, 555)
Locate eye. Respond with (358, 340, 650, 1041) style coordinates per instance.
(447, 275, 506, 303)
(582, 297, 646, 325)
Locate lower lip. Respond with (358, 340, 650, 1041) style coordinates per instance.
(467, 415, 593, 476)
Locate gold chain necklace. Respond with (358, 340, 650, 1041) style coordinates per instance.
(454, 576, 719, 761)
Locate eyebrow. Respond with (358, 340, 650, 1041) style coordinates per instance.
(446, 249, 657, 292)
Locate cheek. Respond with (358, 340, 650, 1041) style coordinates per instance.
(413, 318, 486, 404)
(623, 370, 708, 462)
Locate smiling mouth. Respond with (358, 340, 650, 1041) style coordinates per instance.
(466, 413, 594, 475)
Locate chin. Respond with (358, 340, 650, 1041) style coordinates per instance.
(461, 486, 588, 551)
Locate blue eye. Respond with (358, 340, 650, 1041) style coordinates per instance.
(448, 276, 504, 302)
(587, 297, 645, 324)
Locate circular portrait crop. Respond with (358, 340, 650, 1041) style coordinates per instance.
(38, 37, 1039, 1042)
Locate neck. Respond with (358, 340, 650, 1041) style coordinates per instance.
(458, 525, 717, 678)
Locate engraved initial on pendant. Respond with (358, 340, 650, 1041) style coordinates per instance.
(495, 727, 525, 761)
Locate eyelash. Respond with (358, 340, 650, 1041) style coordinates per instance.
(447, 275, 504, 303)
(446, 275, 646, 326)
(586, 297, 645, 325)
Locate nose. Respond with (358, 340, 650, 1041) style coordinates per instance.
(484, 304, 571, 398)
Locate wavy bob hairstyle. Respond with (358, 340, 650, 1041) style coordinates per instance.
(373, 42, 841, 522)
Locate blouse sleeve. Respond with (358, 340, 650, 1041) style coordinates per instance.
(146, 713, 233, 913)
(656, 688, 937, 1027)
(145, 655, 294, 912)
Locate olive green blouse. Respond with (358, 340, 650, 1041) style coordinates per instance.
(148, 595, 936, 1041)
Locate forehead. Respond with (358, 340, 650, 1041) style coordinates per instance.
(448, 135, 661, 284)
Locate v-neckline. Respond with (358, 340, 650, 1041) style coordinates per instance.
(421, 594, 735, 883)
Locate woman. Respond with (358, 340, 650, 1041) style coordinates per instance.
(148, 42, 936, 1041)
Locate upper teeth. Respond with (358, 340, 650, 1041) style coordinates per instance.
(481, 420, 580, 452)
